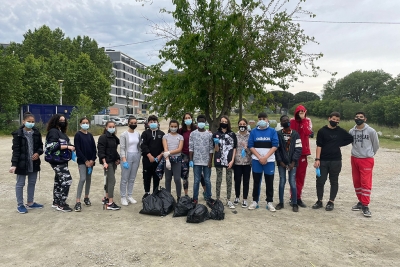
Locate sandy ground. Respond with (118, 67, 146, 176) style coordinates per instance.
(1, 120, 400, 267)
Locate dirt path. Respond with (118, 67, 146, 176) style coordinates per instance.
(1, 121, 399, 266)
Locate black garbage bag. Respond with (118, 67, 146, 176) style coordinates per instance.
(139, 194, 164, 216)
(156, 187, 176, 216)
(209, 199, 225, 220)
(186, 204, 210, 223)
(173, 196, 195, 217)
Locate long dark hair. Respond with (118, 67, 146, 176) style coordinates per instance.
(181, 112, 196, 133)
(47, 114, 68, 133)
(219, 115, 232, 132)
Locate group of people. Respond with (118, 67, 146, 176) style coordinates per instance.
(10, 106, 379, 218)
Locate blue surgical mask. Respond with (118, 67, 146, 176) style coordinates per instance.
(149, 123, 158, 130)
(257, 120, 269, 128)
(25, 122, 35, 129)
(107, 128, 115, 134)
(197, 122, 206, 129)
(81, 124, 90, 130)
(184, 119, 192, 125)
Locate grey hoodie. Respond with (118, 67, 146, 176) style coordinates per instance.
(349, 123, 379, 158)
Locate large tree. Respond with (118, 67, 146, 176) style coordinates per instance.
(293, 91, 320, 104)
(141, 0, 323, 131)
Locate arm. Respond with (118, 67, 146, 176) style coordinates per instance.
(11, 134, 20, 167)
(74, 133, 88, 163)
(35, 131, 44, 155)
(97, 135, 107, 164)
(314, 146, 322, 168)
(228, 133, 237, 169)
(213, 133, 220, 152)
(341, 129, 354, 147)
(172, 140, 184, 155)
(371, 130, 380, 155)
(120, 132, 127, 162)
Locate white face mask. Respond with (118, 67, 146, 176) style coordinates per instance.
(170, 127, 178, 133)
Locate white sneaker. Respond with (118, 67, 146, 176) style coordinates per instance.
(242, 200, 248, 208)
(127, 196, 137, 204)
(233, 198, 239, 205)
(121, 197, 128, 206)
(266, 202, 276, 212)
(248, 201, 259, 210)
(165, 160, 171, 170)
(227, 200, 235, 209)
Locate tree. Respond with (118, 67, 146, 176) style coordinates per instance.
(270, 91, 295, 110)
(293, 91, 320, 104)
(68, 94, 97, 133)
(141, 0, 323, 131)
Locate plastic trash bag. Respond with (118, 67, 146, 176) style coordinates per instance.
(186, 204, 210, 223)
(139, 194, 164, 216)
(209, 199, 225, 220)
(173, 196, 195, 217)
(156, 187, 176, 216)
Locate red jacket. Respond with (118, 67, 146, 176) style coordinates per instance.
(290, 105, 312, 156)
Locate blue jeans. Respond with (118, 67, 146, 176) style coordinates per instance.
(278, 166, 297, 204)
(16, 172, 38, 206)
(193, 165, 211, 201)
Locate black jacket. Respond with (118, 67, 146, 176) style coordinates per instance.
(11, 126, 43, 175)
(140, 129, 165, 157)
(316, 125, 354, 161)
(97, 131, 120, 164)
(275, 129, 302, 166)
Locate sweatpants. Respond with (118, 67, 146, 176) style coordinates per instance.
(251, 160, 275, 203)
(216, 167, 233, 200)
(52, 163, 72, 206)
(120, 152, 141, 198)
(104, 163, 117, 198)
(165, 161, 182, 197)
(234, 165, 251, 199)
(16, 172, 38, 206)
(76, 164, 92, 200)
(351, 156, 374, 206)
(316, 160, 342, 201)
(142, 158, 160, 193)
(295, 155, 308, 200)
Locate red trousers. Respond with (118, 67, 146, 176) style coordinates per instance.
(295, 155, 308, 200)
(351, 156, 374, 206)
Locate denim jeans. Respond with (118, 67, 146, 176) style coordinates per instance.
(278, 166, 297, 204)
(193, 165, 211, 201)
(16, 172, 38, 206)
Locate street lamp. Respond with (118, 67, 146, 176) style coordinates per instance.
(58, 80, 64, 105)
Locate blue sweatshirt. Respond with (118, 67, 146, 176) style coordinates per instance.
(248, 126, 279, 163)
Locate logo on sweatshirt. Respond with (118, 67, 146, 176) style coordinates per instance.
(255, 137, 271, 141)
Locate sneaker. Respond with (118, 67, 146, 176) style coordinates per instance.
(25, 202, 44, 209)
(107, 202, 121, 210)
(52, 202, 58, 208)
(121, 197, 129, 206)
(312, 200, 323, 209)
(127, 196, 137, 204)
(352, 202, 362, 211)
(227, 200, 235, 209)
(325, 201, 334, 211)
(142, 193, 150, 201)
(74, 202, 82, 212)
(275, 203, 284, 210)
(57, 204, 72, 212)
(83, 198, 91, 206)
(362, 206, 372, 217)
(297, 199, 307, 208)
(202, 191, 207, 200)
(233, 198, 239, 205)
(101, 197, 109, 205)
(292, 204, 299, 212)
(17, 205, 28, 214)
(193, 199, 198, 205)
(266, 202, 276, 212)
(241, 200, 248, 208)
(248, 201, 259, 210)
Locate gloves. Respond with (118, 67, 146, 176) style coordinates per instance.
(71, 151, 77, 162)
(163, 151, 170, 158)
(165, 160, 171, 170)
(241, 148, 246, 158)
(213, 138, 220, 144)
(316, 167, 321, 177)
(87, 167, 92, 175)
(123, 161, 130, 169)
(154, 157, 159, 163)
(189, 161, 194, 168)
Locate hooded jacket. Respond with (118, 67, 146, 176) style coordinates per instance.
(97, 131, 120, 164)
(275, 129, 302, 166)
(349, 123, 379, 158)
(290, 105, 312, 156)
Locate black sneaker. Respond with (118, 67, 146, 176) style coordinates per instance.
(352, 202, 362, 211)
(362, 206, 372, 217)
(312, 200, 323, 209)
(297, 199, 307, 208)
(325, 201, 334, 211)
(57, 204, 72, 212)
(292, 204, 299, 212)
(84, 198, 91, 206)
(101, 197, 109, 205)
(107, 202, 121, 210)
(74, 202, 82, 212)
(142, 193, 150, 201)
(233, 198, 239, 206)
(275, 203, 284, 210)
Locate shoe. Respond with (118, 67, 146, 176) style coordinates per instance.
(101, 197, 109, 205)
(275, 203, 284, 210)
(202, 191, 207, 200)
(57, 204, 72, 212)
(193, 199, 198, 205)
(25, 202, 44, 209)
(127, 196, 137, 204)
(142, 193, 150, 201)
(241, 200, 248, 208)
(227, 200, 235, 209)
(362, 205, 372, 217)
(107, 202, 121, 210)
(52, 201, 58, 208)
(121, 197, 128, 206)
(292, 204, 299, 212)
(325, 201, 334, 211)
(352, 202, 362, 211)
(74, 202, 82, 212)
(17, 205, 28, 214)
(233, 198, 239, 205)
(83, 198, 91, 206)
(312, 200, 323, 209)
(266, 202, 276, 212)
(297, 199, 307, 208)
(248, 201, 259, 210)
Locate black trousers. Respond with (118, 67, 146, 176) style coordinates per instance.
(316, 160, 342, 201)
(252, 172, 274, 202)
(234, 165, 251, 199)
(142, 158, 160, 193)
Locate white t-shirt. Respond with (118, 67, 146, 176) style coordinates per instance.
(162, 133, 183, 156)
(127, 132, 140, 153)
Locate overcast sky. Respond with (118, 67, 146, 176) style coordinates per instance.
(1, 0, 399, 95)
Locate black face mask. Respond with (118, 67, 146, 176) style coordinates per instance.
(58, 122, 66, 128)
(129, 124, 137, 130)
(281, 122, 290, 128)
(329, 120, 338, 127)
(354, 119, 365, 126)
(220, 123, 228, 129)
(239, 126, 247, 132)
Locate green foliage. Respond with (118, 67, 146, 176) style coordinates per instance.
(68, 94, 97, 133)
(293, 91, 320, 104)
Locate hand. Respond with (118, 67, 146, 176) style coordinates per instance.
(259, 156, 267, 165)
(123, 161, 130, 169)
(115, 159, 120, 165)
(227, 161, 234, 169)
(213, 138, 220, 144)
(9, 166, 16, 173)
(154, 157, 159, 163)
(148, 155, 155, 163)
(85, 161, 91, 168)
(315, 167, 321, 177)
(89, 160, 94, 167)
(288, 162, 295, 170)
(163, 151, 170, 158)
(31, 153, 39, 160)
(103, 162, 109, 169)
(165, 160, 171, 170)
(189, 161, 194, 168)
(69, 146, 75, 151)
(157, 155, 163, 162)
(313, 161, 320, 168)
(207, 161, 212, 168)
(279, 161, 286, 168)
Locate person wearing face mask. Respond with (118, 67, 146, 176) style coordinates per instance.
(349, 112, 379, 217)
(73, 118, 97, 212)
(45, 114, 75, 212)
(10, 112, 44, 214)
(289, 105, 313, 208)
(248, 112, 279, 211)
(162, 120, 184, 199)
(97, 121, 121, 210)
(119, 116, 142, 206)
(140, 115, 165, 200)
(312, 112, 353, 211)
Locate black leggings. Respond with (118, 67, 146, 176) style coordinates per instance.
(234, 165, 251, 199)
(252, 172, 274, 203)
